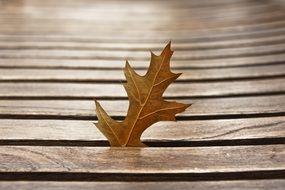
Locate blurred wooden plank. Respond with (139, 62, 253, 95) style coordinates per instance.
(0, 78, 284, 98)
(0, 145, 284, 174)
(1, 4, 279, 20)
(1, 64, 284, 82)
(0, 2, 283, 25)
(0, 180, 285, 190)
(1, 54, 284, 69)
(1, 0, 284, 38)
(1, 20, 285, 36)
(0, 95, 284, 119)
(1, 44, 285, 60)
(2, 13, 282, 29)
(0, 0, 259, 9)
(2, 35, 285, 50)
(0, 117, 284, 143)
(1, 27, 285, 43)
(2, 11, 283, 29)
(1, 10, 285, 36)
(0, 1, 277, 22)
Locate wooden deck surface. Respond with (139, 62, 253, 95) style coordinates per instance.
(0, 0, 285, 189)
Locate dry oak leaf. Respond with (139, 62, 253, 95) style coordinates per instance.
(95, 42, 191, 147)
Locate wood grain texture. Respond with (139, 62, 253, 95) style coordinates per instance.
(1, 180, 285, 190)
(1, 64, 284, 82)
(0, 95, 284, 118)
(1, 13, 285, 35)
(1, 0, 284, 39)
(1, 44, 285, 60)
(2, 10, 283, 28)
(0, 78, 284, 98)
(1, 10, 285, 36)
(1, 1, 285, 38)
(2, 34, 285, 50)
(0, 1, 273, 15)
(1, 0, 285, 186)
(0, 0, 270, 10)
(1, 27, 285, 43)
(0, 145, 284, 173)
(1, 54, 285, 69)
(0, 117, 284, 142)
(2, 20, 285, 37)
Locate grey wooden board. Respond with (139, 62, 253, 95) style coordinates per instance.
(1, 35, 285, 50)
(0, 78, 284, 98)
(0, 145, 284, 173)
(0, 64, 284, 82)
(1, 20, 285, 37)
(1, 54, 285, 69)
(1, 27, 285, 43)
(1, 44, 285, 60)
(2, 8, 281, 26)
(0, 95, 284, 118)
(0, 180, 285, 190)
(1, 14, 284, 34)
(1, 4, 284, 34)
(0, 117, 284, 142)
(1, 0, 285, 38)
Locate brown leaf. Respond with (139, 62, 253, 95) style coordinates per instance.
(95, 42, 191, 147)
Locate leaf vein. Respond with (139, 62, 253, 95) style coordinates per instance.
(126, 64, 142, 105)
(154, 75, 177, 87)
(139, 105, 186, 120)
(97, 105, 121, 145)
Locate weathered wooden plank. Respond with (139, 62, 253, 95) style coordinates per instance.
(1, 3, 280, 21)
(1, 27, 285, 44)
(1, 6, 285, 36)
(0, 0, 263, 7)
(1, 44, 285, 60)
(0, 117, 284, 142)
(0, 2, 278, 22)
(2, 13, 282, 31)
(1, 54, 285, 69)
(0, 78, 284, 98)
(1, 19, 285, 37)
(0, 145, 284, 173)
(0, 0, 270, 13)
(0, 95, 284, 118)
(2, 35, 285, 51)
(1, 180, 285, 190)
(1, 0, 284, 38)
(0, 3, 283, 26)
(2, 11, 283, 31)
(1, 64, 284, 82)
(0, 0, 262, 13)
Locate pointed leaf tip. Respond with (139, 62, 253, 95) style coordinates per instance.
(186, 103, 192, 109)
(95, 100, 100, 106)
(160, 41, 173, 56)
(166, 41, 172, 50)
(176, 73, 182, 78)
(167, 40, 171, 47)
(125, 60, 131, 68)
